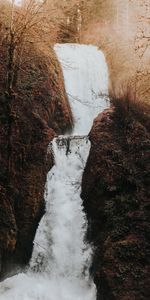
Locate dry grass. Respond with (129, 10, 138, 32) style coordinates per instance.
(110, 85, 150, 130)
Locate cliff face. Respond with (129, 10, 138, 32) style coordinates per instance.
(81, 109, 150, 300)
(0, 46, 73, 276)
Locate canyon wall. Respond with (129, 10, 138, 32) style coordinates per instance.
(0, 45, 73, 276)
(81, 108, 150, 300)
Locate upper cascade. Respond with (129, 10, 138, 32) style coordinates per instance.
(54, 44, 109, 135)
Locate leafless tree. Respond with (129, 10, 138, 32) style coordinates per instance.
(0, 0, 59, 173)
(0, 0, 56, 96)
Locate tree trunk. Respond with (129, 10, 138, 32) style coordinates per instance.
(7, 32, 15, 96)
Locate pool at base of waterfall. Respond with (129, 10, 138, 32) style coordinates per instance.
(0, 44, 109, 300)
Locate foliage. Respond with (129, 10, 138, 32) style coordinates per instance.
(109, 86, 150, 130)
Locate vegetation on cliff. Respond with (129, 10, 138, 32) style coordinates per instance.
(0, 0, 73, 277)
(80, 1, 150, 299)
(81, 96, 150, 299)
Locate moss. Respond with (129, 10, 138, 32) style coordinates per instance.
(82, 108, 150, 300)
(0, 33, 73, 277)
(115, 242, 144, 262)
(115, 194, 140, 212)
(111, 225, 130, 242)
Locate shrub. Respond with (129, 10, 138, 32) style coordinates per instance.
(109, 84, 150, 130)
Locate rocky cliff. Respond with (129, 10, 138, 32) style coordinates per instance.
(81, 108, 150, 300)
(0, 46, 73, 277)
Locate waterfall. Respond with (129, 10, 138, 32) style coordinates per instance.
(0, 44, 109, 300)
(54, 44, 108, 135)
(30, 136, 92, 278)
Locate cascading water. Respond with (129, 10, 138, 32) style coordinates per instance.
(0, 44, 109, 300)
(54, 44, 108, 135)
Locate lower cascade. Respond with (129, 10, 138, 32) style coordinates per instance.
(0, 44, 109, 299)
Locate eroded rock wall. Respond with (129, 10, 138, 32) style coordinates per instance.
(0, 46, 73, 276)
(81, 109, 150, 300)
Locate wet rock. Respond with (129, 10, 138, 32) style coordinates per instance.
(81, 108, 150, 300)
(0, 46, 73, 277)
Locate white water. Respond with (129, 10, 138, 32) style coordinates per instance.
(0, 44, 109, 300)
(54, 44, 109, 134)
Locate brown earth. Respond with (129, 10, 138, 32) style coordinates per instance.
(0, 45, 73, 277)
(81, 108, 150, 300)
